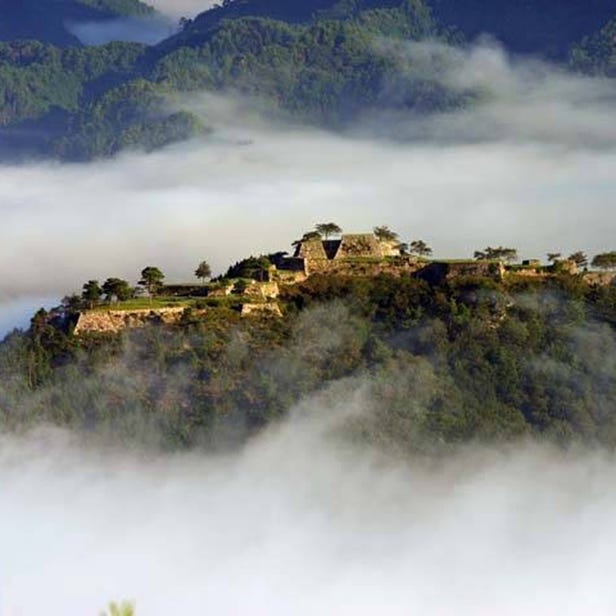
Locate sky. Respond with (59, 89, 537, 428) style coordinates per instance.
(148, 0, 217, 18)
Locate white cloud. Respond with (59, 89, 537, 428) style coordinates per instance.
(1, 406, 615, 615)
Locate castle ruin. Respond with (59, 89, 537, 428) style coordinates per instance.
(279, 233, 406, 277)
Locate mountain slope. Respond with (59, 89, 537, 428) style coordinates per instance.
(1, 0, 453, 159)
(2, 0, 616, 160)
(0, 0, 155, 46)
(168, 0, 616, 58)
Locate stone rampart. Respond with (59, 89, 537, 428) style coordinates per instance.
(74, 307, 188, 335)
(240, 303, 283, 318)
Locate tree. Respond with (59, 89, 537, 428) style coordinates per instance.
(224, 256, 272, 281)
(547, 252, 562, 263)
(315, 222, 342, 239)
(102, 278, 132, 303)
(592, 251, 616, 270)
(61, 294, 83, 313)
(292, 230, 322, 248)
(409, 239, 433, 258)
(474, 247, 518, 263)
(139, 266, 165, 296)
(568, 251, 589, 268)
(195, 260, 212, 284)
(373, 226, 399, 242)
(81, 280, 102, 309)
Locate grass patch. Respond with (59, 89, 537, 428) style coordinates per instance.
(92, 297, 193, 312)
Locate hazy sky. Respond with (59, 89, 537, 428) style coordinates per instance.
(148, 0, 216, 18)
(1, 42, 616, 334)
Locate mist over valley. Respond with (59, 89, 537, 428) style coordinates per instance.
(2, 1, 616, 614)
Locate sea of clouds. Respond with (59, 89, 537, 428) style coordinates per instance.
(2, 401, 616, 615)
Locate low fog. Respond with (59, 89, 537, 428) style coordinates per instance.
(66, 0, 216, 46)
(67, 16, 176, 45)
(2, 403, 616, 615)
(1, 41, 616, 332)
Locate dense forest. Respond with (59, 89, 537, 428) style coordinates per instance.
(1, 0, 616, 160)
(3, 272, 616, 456)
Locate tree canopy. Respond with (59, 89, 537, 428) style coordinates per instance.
(474, 247, 518, 263)
(409, 239, 433, 257)
(373, 226, 399, 242)
(139, 266, 165, 295)
(195, 261, 213, 283)
(568, 251, 589, 268)
(592, 251, 616, 270)
(102, 278, 132, 302)
(315, 223, 343, 239)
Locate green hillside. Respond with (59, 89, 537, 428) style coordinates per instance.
(1, 0, 616, 160)
(1, 0, 457, 160)
(4, 269, 616, 453)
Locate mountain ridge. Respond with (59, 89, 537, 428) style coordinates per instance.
(1, 0, 616, 160)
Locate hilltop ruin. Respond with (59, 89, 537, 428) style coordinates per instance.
(69, 231, 614, 336)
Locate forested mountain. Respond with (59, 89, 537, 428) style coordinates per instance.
(0, 0, 453, 159)
(0, 0, 154, 46)
(4, 273, 616, 453)
(1, 0, 616, 160)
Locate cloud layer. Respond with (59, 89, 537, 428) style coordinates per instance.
(1, 409, 616, 615)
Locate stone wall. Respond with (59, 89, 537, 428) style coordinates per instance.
(243, 281, 280, 299)
(416, 261, 505, 285)
(335, 234, 383, 259)
(240, 303, 283, 318)
(322, 256, 425, 278)
(272, 267, 307, 284)
(73, 307, 188, 335)
(583, 272, 616, 286)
